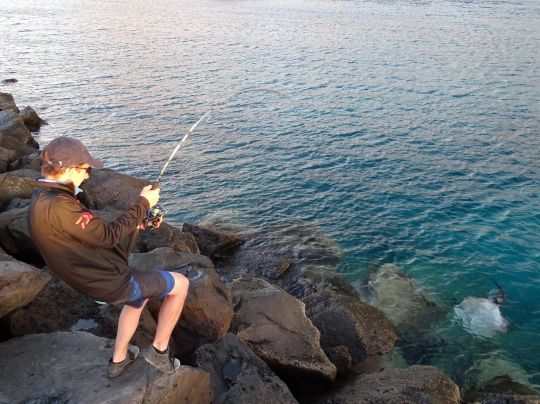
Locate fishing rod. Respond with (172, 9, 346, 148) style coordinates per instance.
(155, 88, 284, 183)
(144, 88, 284, 229)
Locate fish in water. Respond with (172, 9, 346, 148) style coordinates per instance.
(454, 275, 508, 338)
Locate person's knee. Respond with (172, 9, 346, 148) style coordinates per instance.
(170, 272, 189, 296)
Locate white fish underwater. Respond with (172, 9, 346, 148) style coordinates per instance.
(454, 296, 509, 338)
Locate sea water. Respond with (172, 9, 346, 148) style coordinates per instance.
(1, 0, 539, 389)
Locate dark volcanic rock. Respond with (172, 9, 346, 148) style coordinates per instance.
(314, 365, 461, 404)
(0, 331, 213, 403)
(183, 222, 245, 261)
(80, 168, 151, 210)
(0, 109, 38, 152)
(19, 105, 44, 129)
(2, 275, 100, 336)
(195, 333, 298, 404)
(0, 206, 38, 262)
(129, 247, 234, 356)
(0, 92, 19, 112)
(0, 255, 51, 318)
(230, 277, 336, 386)
(137, 222, 200, 255)
(0, 145, 17, 173)
(303, 289, 397, 372)
(0, 169, 40, 210)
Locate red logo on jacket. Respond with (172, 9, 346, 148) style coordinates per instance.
(75, 211, 93, 230)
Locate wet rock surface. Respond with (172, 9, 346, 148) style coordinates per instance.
(0, 331, 213, 404)
(183, 222, 245, 261)
(195, 333, 298, 404)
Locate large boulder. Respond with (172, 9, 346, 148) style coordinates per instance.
(19, 105, 44, 129)
(195, 333, 298, 404)
(129, 247, 234, 356)
(0, 92, 19, 112)
(0, 331, 213, 403)
(2, 275, 100, 336)
(303, 289, 397, 372)
(314, 365, 461, 404)
(0, 145, 17, 173)
(0, 109, 38, 153)
(137, 222, 200, 255)
(0, 170, 39, 211)
(80, 168, 151, 210)
(230, 277, 336, 385)
(182, 223, 245, 261)
(0, 206, 39, 263)
(0, 256, 50, 318)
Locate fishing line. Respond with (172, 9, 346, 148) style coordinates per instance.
(155, 87, 284, 183)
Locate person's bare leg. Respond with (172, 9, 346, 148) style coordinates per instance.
(112, 299, 148, 362)
(152, 272, 189, 351)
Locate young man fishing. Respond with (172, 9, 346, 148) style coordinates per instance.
(29, 136, 189, 378)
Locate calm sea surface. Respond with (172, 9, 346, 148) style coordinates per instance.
(2, 0, 539, 388)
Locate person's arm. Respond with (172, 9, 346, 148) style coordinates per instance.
(54, 194, 150, 248)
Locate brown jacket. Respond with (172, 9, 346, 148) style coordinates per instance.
(29, 181, 150, 303)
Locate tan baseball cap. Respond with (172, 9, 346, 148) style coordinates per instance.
(42, 136, 104, 168)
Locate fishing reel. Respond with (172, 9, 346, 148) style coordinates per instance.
(144, 205, 166, 230)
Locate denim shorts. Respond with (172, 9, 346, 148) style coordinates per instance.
(124, 270, 175, 308)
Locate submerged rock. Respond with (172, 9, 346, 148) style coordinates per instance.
(0, 331, 213, 403)
(363, 264, 445, 333)
(464, 356, 540, 402)
(195, 333, 298, 404)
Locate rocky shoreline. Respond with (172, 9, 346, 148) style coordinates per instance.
(1, 91, 539, 403)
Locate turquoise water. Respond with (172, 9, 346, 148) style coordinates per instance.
(2, 0, 539, 388)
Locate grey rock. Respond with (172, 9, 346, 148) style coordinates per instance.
(0, 257, 50, 318)
(0, 169, 38, 211)
(0, 206, 37, 261)
(3, 275, 100, 336)
(129, 247, 234, 356)
(0, 109, 38, 153)
(19, 105, 44, 129)
(183, 222, 245, 261)
(80, 168, 151, 210)
(0, 331, 213, 403)
(195, 333, 298, 404)
(0, 145, 17, 173)
(0, 92, 19, 112)
(303, 289, 397, 372)
(2, 79, 18, 84)
(314, 365, 461, 404)
(230, 277, 336, 385)
(137, 222, 200, 255)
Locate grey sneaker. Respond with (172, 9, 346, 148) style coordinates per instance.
(107, 345, 139, 378)
(142, 346, 180, 373)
